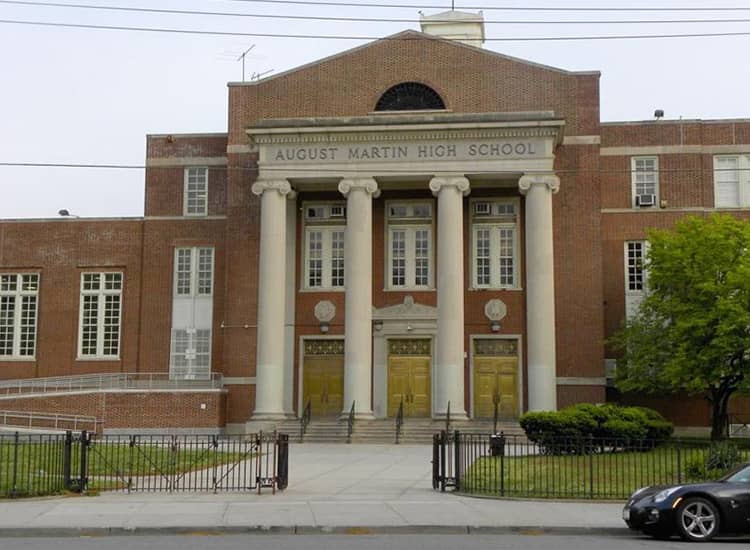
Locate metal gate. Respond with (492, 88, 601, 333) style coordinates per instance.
(82, 432, 288, 493)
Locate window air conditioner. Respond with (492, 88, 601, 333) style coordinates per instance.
(474, 202, 491, 215)
(635, 194, 656, 207)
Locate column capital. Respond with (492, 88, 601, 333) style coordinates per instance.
(429, 176, 470, 197)
(338, 178, 379, 198)
(251, 179, 294, 198)
(518, 173, 560, 195)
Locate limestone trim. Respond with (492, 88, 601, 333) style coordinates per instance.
(338, 178, 380, 197)
(429, 176, 470, 196)
(251, 179, 294, 197)
(146, 157, 227, 167)
(600, 144, 750, 156)
(223, 377, 257, 385)
(518, 173, 560, 195)
(556, 377, 608, 387)
(562, 135, 601, 146)
(372, 296, 438, 321)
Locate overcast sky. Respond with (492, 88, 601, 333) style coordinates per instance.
(1, 0, 749, 219)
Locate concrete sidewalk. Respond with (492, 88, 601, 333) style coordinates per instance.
(0, 443, 628, 537)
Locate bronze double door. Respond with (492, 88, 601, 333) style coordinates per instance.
(473, 355, 518, 419)
(302, 355, 344, 417)
(387, 355, 431, 418)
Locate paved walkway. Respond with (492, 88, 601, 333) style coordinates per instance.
(0, 444, 627, 536)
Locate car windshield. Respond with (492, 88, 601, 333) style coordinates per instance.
(719, 463, 750, 483)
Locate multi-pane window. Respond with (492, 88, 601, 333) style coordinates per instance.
(0, 274, 39, 359)
(631, 157, 659, 208)
(714, 155, 750, 208)
(387, 202, 433, 290)
(184, 167, 208, 216)
(78, 272, 122, 358)
(170, 328, 211, 379)
(303, 203, 346, 290)
(174, 247, 214, 297)
(471, 200, 518, 288)
(625, 241, 648, 320)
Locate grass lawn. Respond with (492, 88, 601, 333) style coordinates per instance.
(0, 440, 252, 497)
(460, 444, 746, 500)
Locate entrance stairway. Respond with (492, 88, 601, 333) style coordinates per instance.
(273, 418, 525, 444)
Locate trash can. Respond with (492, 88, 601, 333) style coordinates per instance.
(489, 433, 505, 457)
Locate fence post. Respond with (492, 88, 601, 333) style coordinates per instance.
(454, 430, 461, 492)
(11, 431, 20, 498)
(499, 431, 506, 497)
(78, 431, 88, 493)
(440, 431, 447, 492)
(588, 435, 594, 499)
(676, 439, 682, 484)
(63, 430, 72, 490)
(276, 433, 289, 491)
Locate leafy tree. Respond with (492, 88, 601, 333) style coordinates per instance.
(612, 214, 750, 440)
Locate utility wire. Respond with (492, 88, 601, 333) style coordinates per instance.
(1, 162, 746, 175)
(3, 18, 750, 40)
(215, 0, 750, 12)
(4, 1, 750, 26)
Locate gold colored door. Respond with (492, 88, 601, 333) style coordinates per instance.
(303, 356, 344, 417)
(387, 356, 431, 417)
(473, 356, 518, 419)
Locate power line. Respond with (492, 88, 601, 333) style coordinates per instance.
(4, 1, 750, 26)
(215, 0, 750, 12)
(3, 18, 750, 41)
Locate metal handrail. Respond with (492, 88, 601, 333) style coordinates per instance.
(300, 399, 312, 441)
(728, 414, 750, 437)
(0, 410, 102, 433)
(0, 372, 224, 396)
(395, 397, 404, 444)
(346, 401, 355, 444)
(445, 401, 451, 433)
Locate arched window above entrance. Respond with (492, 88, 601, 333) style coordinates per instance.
(374, 82, 446, 111)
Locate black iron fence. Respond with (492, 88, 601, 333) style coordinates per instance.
(0, 431, 289, 498)
(433, 431, 750, 500)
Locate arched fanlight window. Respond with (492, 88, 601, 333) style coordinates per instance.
(374, 82, 446, 111)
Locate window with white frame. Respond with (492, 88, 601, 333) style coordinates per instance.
(0, 274, 39, 359)
(714, 155, 750, 208)
(387, 202, 433, 290)
(78, 272, 122, 358)
(170, 247, 214, 379)
(184, 167, 208, 216)
(471, 200, 518, 288)
(631, 157, 659, 208)
(303, 203, 346, 290)
(624, 241, 648, 320)
(174, 247, 214, 297)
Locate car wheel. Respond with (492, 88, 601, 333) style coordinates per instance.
(676, 497, 720, 542)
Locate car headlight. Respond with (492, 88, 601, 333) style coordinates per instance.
(653, 487, 681, 503)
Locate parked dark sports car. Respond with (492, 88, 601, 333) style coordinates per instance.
(623, 462, 750, 541)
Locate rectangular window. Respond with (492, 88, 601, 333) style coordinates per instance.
(169, 328, 211, 379)
(173, 248, 214, 297)
(714, 155, 750, 208)
(184, 167, 208, 216)
(0, 274, 39, 359)
(471, 200, 518, 289)
(386, 201, 433, 290)
(624, 241, 648, 320)
(631, 157, 659, 208)
(78, 272, 122, 358)
(303, 203, 346, 290)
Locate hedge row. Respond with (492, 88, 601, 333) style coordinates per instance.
(520, 404, 674, 448)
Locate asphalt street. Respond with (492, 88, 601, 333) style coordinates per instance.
(0, 534, 749, 550)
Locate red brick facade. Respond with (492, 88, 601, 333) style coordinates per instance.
(1, 31, 748, 429)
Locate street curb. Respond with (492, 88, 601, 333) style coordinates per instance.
(0, 525, 634, 538)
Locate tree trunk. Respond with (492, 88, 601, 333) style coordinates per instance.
(710, 389, 732, 441)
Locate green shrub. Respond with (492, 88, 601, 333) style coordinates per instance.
(600, 418, 647, 441)
(706, 441, 741, 471)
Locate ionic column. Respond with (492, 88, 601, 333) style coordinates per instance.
(251, 179, 294, 420)
(519, 173, 560, 412)
(338, 178, 379, 419)
(429, 176, 470, 420)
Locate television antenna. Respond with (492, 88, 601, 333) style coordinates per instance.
(251, 69, 275, 81)
(237, 44, 255, 82)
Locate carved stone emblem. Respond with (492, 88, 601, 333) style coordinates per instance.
(484, 299, 507, 322)
(314, 300, 336, 323)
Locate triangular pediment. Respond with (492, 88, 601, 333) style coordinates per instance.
(373, 296, 437, 320)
